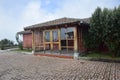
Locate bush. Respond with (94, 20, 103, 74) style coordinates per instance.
(18, 42, 23, 50)
(0, 45, 4, 50)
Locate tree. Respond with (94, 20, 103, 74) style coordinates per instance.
(89, 7, 103, 50)
(16, 33, 23, 50)
(104, 6, 120, 57)
(88, 6, 120, 57)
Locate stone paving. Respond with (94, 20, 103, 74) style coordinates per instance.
(0, 51, 119, 80)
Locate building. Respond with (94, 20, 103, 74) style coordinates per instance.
(18, 17, 90, 58)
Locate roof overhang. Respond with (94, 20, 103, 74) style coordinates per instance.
(17, 30, 32, 35)
(24, 17, 90, 30)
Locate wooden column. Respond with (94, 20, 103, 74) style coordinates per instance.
(74, 27, 78, 52)
(43, 31, 45, 51)
(50, 31, 53, 50)
(58, 29, 61, 51)
(32, 30, 35, 50)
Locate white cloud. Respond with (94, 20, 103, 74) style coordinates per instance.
(20, 1, 58, 27)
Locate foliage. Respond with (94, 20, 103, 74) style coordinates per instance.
(84, 6, 120, 57)
(105, 6, 120, 57)
(83, 7, 102, 50)
(90, 7, 103, 49)
(16, 34, 23, 50)
(0, 39, 14, 50)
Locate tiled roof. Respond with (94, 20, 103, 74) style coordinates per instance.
(24, 17, 90, 30)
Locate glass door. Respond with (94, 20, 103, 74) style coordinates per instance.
(44, 29, 60, 53)
(60, 27, 75, 54)
(44, 31, 51, 51)
(52, 30, 60, 53)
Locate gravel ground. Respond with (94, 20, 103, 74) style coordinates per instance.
(0, 51, 119, 80)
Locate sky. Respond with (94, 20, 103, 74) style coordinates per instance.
(0, 0, 120, 43)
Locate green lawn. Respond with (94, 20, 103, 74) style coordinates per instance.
(82, 52, 120, 60)
(14, 49, 32, 52)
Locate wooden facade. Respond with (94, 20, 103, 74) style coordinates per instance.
(23, 17, 90, 57)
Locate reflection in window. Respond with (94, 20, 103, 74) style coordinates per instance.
(61, 27, 74, 40)
(45, 31, 50, 42)
(66, 27, 74, 39)
(53, 30, 58, 42)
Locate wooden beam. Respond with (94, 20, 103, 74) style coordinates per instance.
(58, 29, 61, 50)
(50, 30, 53, 50)
(43, 31, 45, 51)
(74, 27, 78, 52)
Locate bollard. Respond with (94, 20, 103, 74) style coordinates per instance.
(74, 52, 79, 60)
(32, 50, 35, 54)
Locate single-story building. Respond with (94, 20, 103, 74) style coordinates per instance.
(18, 17, 90, 58)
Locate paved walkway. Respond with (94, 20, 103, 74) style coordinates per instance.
(0, 51, 119, 80)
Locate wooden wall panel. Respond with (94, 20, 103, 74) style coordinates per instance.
(23, 34, 32, 48)
(77, 27, 86, 53)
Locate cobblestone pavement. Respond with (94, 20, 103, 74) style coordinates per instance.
(0, 51, 119, 80)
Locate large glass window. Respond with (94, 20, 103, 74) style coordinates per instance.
(61, 28, 66, 40)
(45, 31, 50, 42)
(52, 30, 59, 42)
(43, 27, 75, 54)
(60, 27, 74, 53)
(44, 30, 60, 53)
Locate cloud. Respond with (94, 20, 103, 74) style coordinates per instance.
(20, 1, 58, 27)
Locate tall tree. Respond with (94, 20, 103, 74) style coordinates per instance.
(88, 6, 120, 57)
(105, 6, 120, 57)
(89, 7, 102, 50)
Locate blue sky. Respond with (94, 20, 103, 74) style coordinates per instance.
(0, 0, 120, 43)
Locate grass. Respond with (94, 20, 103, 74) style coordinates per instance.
(14, 49, 32, 52)
(85, 52, 111, 58)
(82, 52, 120, 60)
